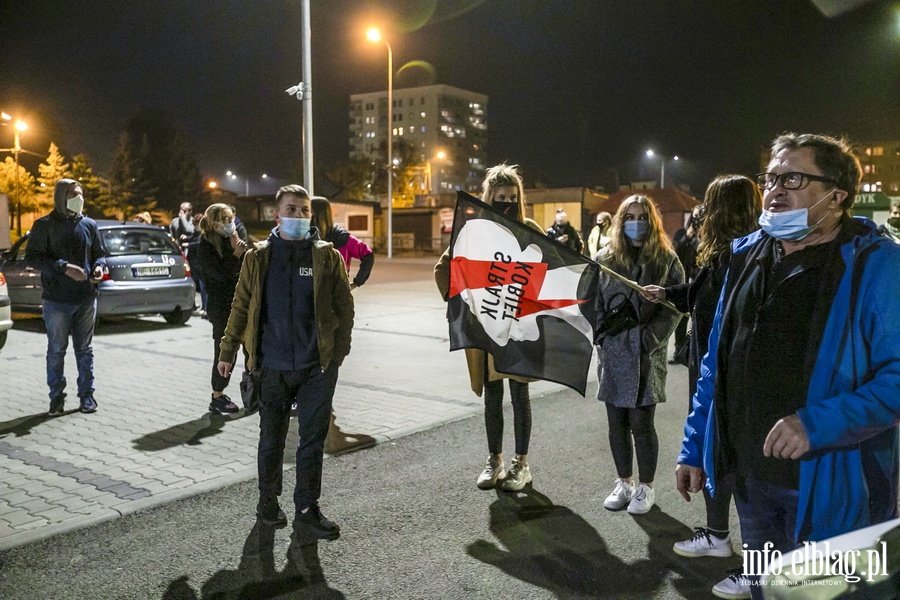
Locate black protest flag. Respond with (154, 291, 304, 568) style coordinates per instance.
(446, 191, 599, 396)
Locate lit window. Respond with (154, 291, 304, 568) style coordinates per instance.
(874, 147, 884, 156)
(420, 126, 426, 133)
(420, 112, 426, 118)
(862, 183, 871, 192)
(408, 126, 414, 134)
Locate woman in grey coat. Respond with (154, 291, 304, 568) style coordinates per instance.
(595, 194, 683, 515)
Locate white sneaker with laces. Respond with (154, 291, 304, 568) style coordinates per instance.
(603, 478, 635, 510)
(711, 569, 752, 599)
(673, 527, 734, 558)
(626, 483, 655, 514)
(476, 458, 506, 489)
(501, 458, 532, 491)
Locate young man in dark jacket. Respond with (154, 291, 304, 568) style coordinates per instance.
(217, 185, 354, 539)
(25, 178, 103, 416)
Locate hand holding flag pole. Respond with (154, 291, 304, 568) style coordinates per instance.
(598, 264, 685, 315)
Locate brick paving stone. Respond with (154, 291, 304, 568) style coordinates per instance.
(1, 509, 46, 528)
(34, 507, 73, 523)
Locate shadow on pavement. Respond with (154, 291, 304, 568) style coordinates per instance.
(132, 411, 250, 451)
(467, 486, 661, 597)
(161, 520, 344, 599)
(324, 419, 377, 456)
(0, 412, 54, 438)
(632, 504, 743, 598)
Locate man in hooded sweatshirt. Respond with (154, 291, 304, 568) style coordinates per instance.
(216, 184, 354, 539)
(26, 179, 103, 416)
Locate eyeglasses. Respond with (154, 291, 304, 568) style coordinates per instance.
(756, 171, 836, 191)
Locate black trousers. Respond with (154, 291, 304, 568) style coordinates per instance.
(257, 364, 338, 512)
(483, 378, 532, 456)
(605, 404, 658, 483)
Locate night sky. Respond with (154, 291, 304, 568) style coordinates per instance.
(1, 0, 897, 196)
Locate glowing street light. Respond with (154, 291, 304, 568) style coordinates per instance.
(645, 149, 679, 189)
(367, 26, 394, 258)
(1, 115, 37, 234)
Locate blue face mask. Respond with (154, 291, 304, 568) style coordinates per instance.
(279, 217, 310, 239)
(758, 189, 834, 241)
(623, 220, 649, 242)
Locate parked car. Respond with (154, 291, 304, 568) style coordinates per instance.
(0, 220, 196, 325)
(0, 270, 11, 350)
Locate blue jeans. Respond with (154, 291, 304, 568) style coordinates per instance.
(734, 476, 800, 599)
(42, 298, 97, 401)
(257, 364, 338, 512)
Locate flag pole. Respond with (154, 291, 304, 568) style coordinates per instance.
(598, 264, 685, 315)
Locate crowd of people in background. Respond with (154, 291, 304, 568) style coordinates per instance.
(23, 132, 900, 598)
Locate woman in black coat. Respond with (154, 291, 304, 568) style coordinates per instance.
(197, 203, 247, 414)
(641, 175, 761, 597)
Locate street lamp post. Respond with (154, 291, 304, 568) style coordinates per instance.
(367, 27, 393, 259)
(1, 114, 31, 235)
(645, 149, 679, 189)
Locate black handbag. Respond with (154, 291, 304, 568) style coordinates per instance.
(239, 369, 261, 414)
(595, 292, 640, 341)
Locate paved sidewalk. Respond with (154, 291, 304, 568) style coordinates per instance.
(0, 257, 563, 551)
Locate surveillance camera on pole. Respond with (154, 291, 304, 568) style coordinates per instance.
(285, 83, 304, 101)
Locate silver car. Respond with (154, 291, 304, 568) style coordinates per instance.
(0, 220, 196, 325)
(0, 270, 11, 350)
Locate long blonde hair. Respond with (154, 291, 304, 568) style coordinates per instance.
(604, 194, 674, 273)
(199, 203, 232, 257)
(311, 196, 334, 235)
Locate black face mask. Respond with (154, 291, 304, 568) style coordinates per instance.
(690, 216, 701, 230)
(493, 201, 518, 218)
(888, 217, 900, 229)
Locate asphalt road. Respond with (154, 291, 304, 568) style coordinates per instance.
(0, 374, 743, 600)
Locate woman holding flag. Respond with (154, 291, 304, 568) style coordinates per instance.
(595, 194, 683, 515)
(434, 164, 544, 492)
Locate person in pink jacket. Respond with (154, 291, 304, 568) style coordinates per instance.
(311, 196, 376, 454)
(311, 197, 374, 290)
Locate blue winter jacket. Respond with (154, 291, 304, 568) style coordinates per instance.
(678, 217, 900, 542)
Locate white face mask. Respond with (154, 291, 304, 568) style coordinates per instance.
(758, 189, 835, 241)
(220, 222, 236, 237)
(66, 194, 84, 215)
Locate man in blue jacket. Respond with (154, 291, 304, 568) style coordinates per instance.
(676, 133, 900, 598)
(25, 179, 103, 416)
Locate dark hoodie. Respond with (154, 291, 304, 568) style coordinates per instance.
(259, 226, 320, 371)
(25, 178, 103, 304)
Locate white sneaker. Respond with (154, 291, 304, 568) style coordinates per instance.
(712, 569, 752, 599)
(626, 483, 655, 514)
(673, 527, 734, 558)
(476, 458, 506, 489)
(501, 458, 532, 491)
(603, 478, 635, 510)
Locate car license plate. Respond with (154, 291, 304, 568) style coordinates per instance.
(134, 266, 170, 277)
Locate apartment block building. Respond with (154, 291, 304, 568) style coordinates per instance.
(857, 141, 900, 196)
(349, 84, 488, 196)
